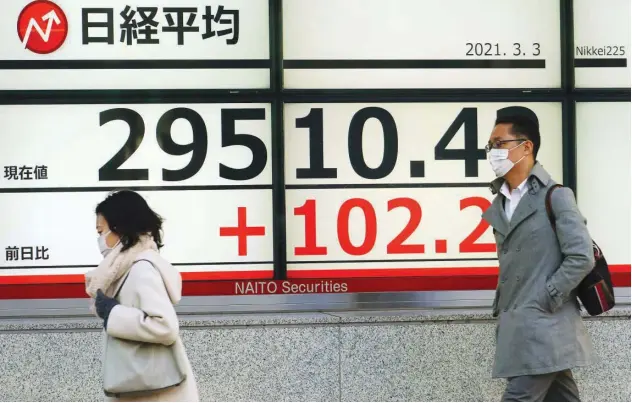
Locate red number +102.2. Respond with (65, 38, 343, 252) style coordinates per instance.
(293, 197, 496, 256)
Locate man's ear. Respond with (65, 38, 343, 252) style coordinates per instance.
(525, 140, 534, 156)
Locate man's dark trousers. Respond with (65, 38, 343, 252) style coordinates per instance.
(502, 370, 580, 401)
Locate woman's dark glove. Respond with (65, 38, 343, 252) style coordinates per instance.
(95, 289, 119, 329)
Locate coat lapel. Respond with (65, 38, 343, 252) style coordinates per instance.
(506, 190, 538, 237)
(482, 161, 553, 239)
(505, 162, 553, 238)
(482, 194, 509, 236)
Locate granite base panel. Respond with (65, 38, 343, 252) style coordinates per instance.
(0, 310, 629, 402)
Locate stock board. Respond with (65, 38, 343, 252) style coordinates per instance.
(0, 0, 630, 299)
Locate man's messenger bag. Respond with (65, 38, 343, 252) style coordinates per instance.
(545, 184, 615, 316)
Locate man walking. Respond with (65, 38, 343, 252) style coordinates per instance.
(482, 106, 595, 401)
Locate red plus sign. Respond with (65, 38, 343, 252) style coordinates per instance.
(219, 207, 266, 256)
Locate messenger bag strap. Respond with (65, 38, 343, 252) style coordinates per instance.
(545, 184, 564, 233)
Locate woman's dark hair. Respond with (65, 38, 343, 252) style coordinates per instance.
(96, 190, 164, 251)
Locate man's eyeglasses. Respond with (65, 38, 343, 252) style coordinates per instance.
(485, 139, 528, 153)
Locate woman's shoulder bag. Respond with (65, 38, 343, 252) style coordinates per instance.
(102, 259, 187, 398)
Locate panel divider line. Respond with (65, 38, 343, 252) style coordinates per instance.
(270, 0, 287, 280)
(560, 0, 577, 192)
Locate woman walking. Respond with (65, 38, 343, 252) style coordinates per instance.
(85, 190, 199, 401)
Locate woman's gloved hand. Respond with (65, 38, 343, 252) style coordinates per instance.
(95, 289, 120, 329)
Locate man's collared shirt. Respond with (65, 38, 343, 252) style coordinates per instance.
(499, 178, 529, 221)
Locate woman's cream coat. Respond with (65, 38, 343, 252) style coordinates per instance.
(103, 250, 198, 402)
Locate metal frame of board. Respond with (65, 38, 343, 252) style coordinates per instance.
(0, 0, 630, 317)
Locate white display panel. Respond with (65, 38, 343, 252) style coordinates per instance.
(0, 103, 273, 276)
(1, 0, 270, 90)
(573, 0, 631, 88)
(284, 102, 563, 271)
(282, 0, 560, 89)
(0, 191, 273, 275)
(0, 104, 272, 187)
(576, 102, 631, 266)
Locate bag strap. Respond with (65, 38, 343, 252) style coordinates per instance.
(545, 184, 563, 233)
(113, 271, 131, 300)
(112, 258, 167, 303)
(112, 258, 150, 300)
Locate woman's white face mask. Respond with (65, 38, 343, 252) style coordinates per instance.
(487, 142, 526, 177)
(98, 231, 118, 257)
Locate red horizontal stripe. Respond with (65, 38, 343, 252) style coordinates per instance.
(0, 270, 272, 285)
(182, 271, 271, 281)
(0, 274, 87, 285)
(0, 265, 628, 300)
(287, 267, 500, 278)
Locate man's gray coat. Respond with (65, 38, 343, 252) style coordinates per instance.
(482, 162, 595, 378)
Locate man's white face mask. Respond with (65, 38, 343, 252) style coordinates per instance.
(487, 141, 526, 177)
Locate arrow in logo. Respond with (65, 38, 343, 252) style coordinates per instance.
(22, 10, 61, 47)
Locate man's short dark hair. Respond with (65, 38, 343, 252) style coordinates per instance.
(495, 106, 541, 159)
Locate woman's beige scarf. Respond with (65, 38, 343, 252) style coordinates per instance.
(84, 234, 158, 315)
